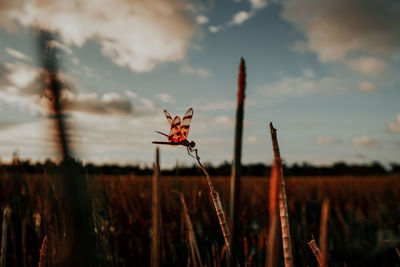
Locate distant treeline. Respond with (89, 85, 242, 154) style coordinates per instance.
(1, 158, 399, 176)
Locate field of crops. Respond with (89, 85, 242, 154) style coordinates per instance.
(1, 173, 399, 266)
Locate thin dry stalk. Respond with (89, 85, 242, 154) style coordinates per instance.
(230, 57, 246, 265)
(307, 238, 324, 266)
(269, 123, 294, 267)
(180, 193, 203, 267)
(38, 235, 48, 267)
(38, 29, 98, 266)
(266, 162, 280, 267)
(319, 199, 329, 267)
(1, 207, 10, 267)
(212, 243, 220, 267)
(151, 147, 161, 267)
(193, 149, 231, 257)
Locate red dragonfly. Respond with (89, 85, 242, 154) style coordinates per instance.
(152, 108, 196, 150)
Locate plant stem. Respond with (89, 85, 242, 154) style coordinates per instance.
(151, 147, 161, 267)
(38, 235, 48, 267)
(269, 123, 294, 267)
(319, 199, 329, 267)
(230, 57, 246, 266)
(193, 149, 231, 257)
(1, 207, 10, 267)
(180, 193, 203, 267)
(266, 163, 280, 267)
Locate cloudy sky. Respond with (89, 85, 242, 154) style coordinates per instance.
(0, 0, 399, 167)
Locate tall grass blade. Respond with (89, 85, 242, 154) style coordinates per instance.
(307, 238, 324, 266)
(266, 162, 280, 267)
(1, 207, 10, 267)
(151, 147, 161, 267)
(269, 123, 294, 267)
(38, 235, 48, 267)
(180, 193, 203, 267)
(319, 199, 329, 267)
(230, 57, 246, 266)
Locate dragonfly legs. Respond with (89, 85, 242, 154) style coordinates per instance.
(186, 146, 197, 160)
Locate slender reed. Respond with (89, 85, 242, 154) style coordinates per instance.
(38, 235, 48, 267)
(151, 147, 161, 267)
(1, 207, 10, 267)
(269, 123, 294, 267)
(307, 238, 324, 266)
(192, 149, 231, 256)
(230, 57, 246, 265)
(180, 193, 203, 267)
(37, 29, 98, 266)
(319, 199, 329, 267)
(266, 162, 280, 267)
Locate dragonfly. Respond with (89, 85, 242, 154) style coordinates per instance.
(152, 108, 196, 153)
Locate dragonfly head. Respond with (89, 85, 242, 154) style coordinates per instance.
(189, 140, 196, 148)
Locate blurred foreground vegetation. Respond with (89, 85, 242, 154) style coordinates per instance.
(0, 161, 399, 266)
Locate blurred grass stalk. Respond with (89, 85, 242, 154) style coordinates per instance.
(230, 57, 246, 266)
(151, 147, 161, 267)
(37, 29, 98, 266)
(266, 162, 280, 267)
(319, 199, 329, 267)
(1, 207, 10, 267)
(180, 193, 203, 267)
(308, 238, 324, 266)
(38, 235, 48, 267)
(269, 123, 294, 267)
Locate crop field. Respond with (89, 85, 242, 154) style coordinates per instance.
(1, 173, 399, 267)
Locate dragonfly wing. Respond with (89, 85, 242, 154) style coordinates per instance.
(181, 108, 193, 140)
(169, 116, 181, 142)
(164, 109, 173, 124)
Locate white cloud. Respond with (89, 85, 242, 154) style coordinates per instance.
(196, 15, 209, 25)
(5, 62, 38, 88)
(352, 136, 375, 147)
(5, 47, 32, 61)
(125, 90, 137, 98)
(63, 91, 133, 116)
(387, 114, 400, 133)
(315, 136, 339, 144)
(282, 0, 400, 62)
(250, 0, 267, 10)
(155, 93, 175, 104)
(259, 74, 341, 99)
(180, 65, 211, 78)
(346, 57, 386, 76)
(0, 62, 157, 117)
(357, 81, 377, 92)
(245, 135, 261, 144)
(231, 11, 250, 25)
(0, 0, 196, 73)
(209, 0, 268, 33)
(214, 116, 234, 126)
(209, 26, 221, 33)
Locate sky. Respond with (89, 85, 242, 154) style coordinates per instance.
(0, 0, 399, 168)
